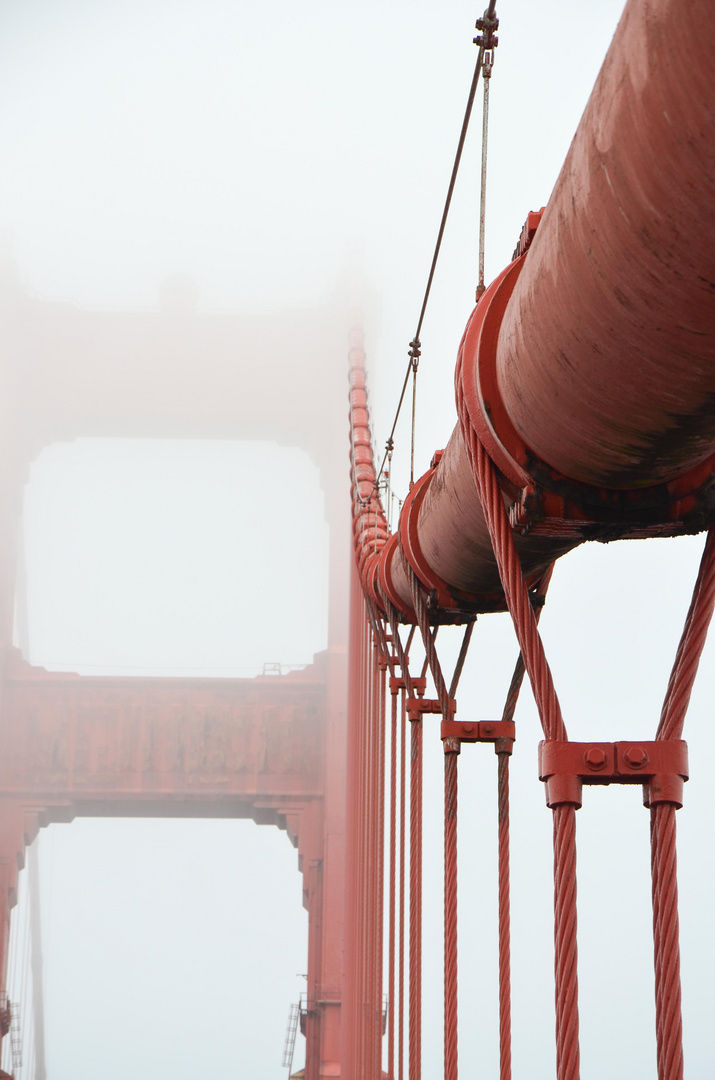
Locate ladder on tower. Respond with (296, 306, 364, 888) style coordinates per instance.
(282, 1001, 300, 1073)
(9, 1001, 21, 1077)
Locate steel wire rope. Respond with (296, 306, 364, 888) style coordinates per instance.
(388, 679, 399, 1080)
(383, 611, 416, 1080)
(455, 365, 581, 1079)
(366, 2, 499, 500)
(476, 41, 494, 300)
(404, 572, 476, 1080)
(383, 602, 423, 1080)
(649, 528, 715, 1080)
(494, 565, 554, 1080)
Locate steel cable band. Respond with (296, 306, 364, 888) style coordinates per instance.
(456, 378, 581, 1079)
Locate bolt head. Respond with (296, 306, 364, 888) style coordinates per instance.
(483, 722, 494, 735)
(584, 747, 607, 771)
(624, 746, 649, 770)
(462, 724, 474, 735)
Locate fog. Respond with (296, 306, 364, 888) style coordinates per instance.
(1, 1, 714, 1079)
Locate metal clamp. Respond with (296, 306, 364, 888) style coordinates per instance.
(441, 718, 515, 754)
(538, 739, 689, 809)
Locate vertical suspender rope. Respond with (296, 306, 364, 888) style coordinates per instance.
(377, 655, 387, 1079)
(496, 747, 512, 1080)
(409, 709, 423, 1080)
(406, 567, 469, 1080)
(650, 529, 715, 1080)
(497, 566, 553, 1080)
(398, 685, 407, 1080)
(357, 606, 369, 1077)
(443, 738, 460, 1080)
(388, 681, 398, 1080)
(456, 371, 580, 1080)
(385, 603, 423, 1080)
(385, 606, 417, 1080)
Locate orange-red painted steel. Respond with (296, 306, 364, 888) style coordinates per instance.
(355, 0, 715, 620)
(346, 3, 715, 1080)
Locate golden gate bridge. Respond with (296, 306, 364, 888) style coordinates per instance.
(0, 0, 713, 1078)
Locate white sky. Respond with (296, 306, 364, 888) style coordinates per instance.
(2, 1, 714, 1078)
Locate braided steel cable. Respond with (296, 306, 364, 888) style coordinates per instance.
(650, 804, 683, 1080)
(388, 685, 398, 1080)
(650, 808, 663, 1066)
(377, 659, 388, 1080)
(658, 528, 715, 741)
(409, 713, 423, 1080)
(647, 529, 715, 1080)
(500, 566, 554, 724)
(386, 601, 417, 699)
(456, 376, 565, 741)
(495, 566, 552, 1080)
(444, 743, 460, 1080)
(372, 1, 499, 494)
(456, 377, 581, 1079)
(497, 749, 512, 1080)
(449, 622, 476, 699)
(552, 805, 580, 1080)
(372, 636, 381, 1076)
(399, 687, 407, 1080)
(405, 560, 471, 1079)
(358, 613, 370, 1076)
(383, 601, 416, 1080)
(406, 564, 451, 717)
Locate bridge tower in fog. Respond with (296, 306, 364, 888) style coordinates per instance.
(0, 268, 352, 1080)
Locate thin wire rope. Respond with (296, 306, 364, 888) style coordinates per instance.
(476, 48, 493, 299)
(388, 683, 398, 1080)
(373, 2, 498, 493)
(410, 362, 418, 488)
